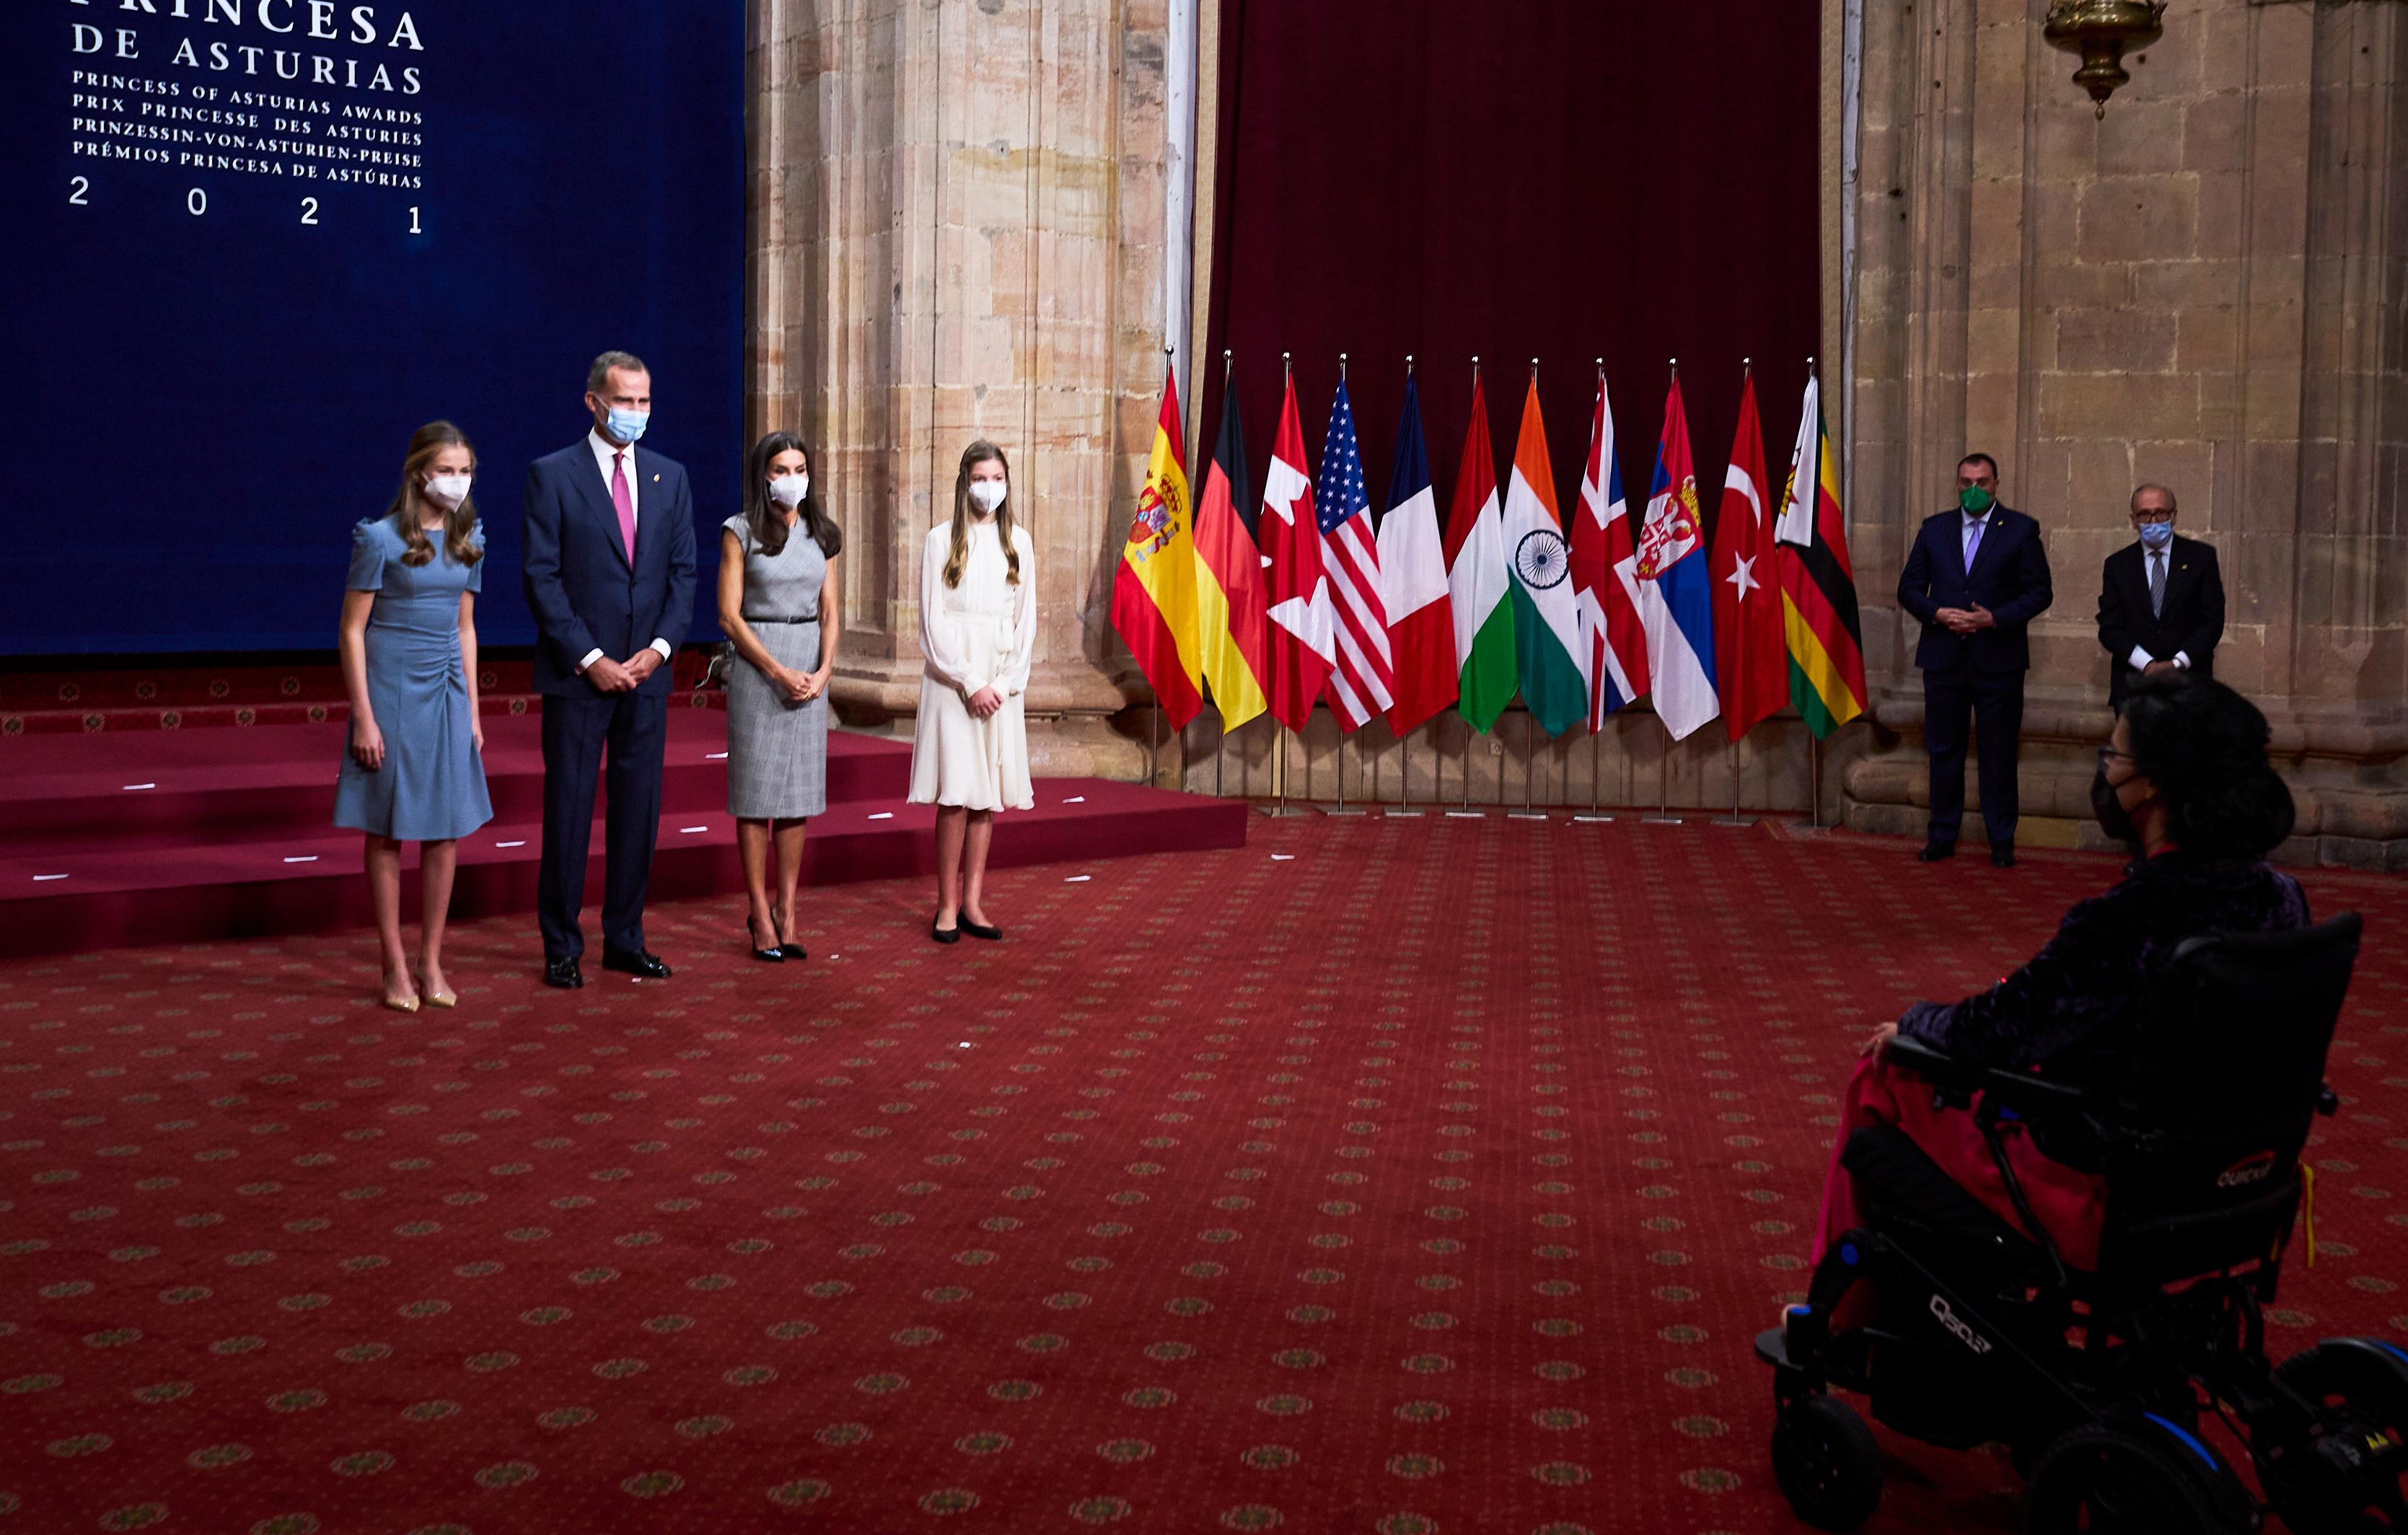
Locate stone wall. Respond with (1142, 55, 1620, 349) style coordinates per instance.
(1841, 0, 2408, 867)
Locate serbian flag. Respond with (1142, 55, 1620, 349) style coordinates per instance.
(1377, 376, 1457, 734)
(1192, 371, 1272, 731)
(1635, 375, 1721, 741)
(1710, 372, 1786, 740)
(1775, 370, 1868, 737)
(1258, 373, 1335, 731)
(1444, 374, 1516, 734)
(1107, 362, 1204, 729)
(1568, 369, 1649, 731)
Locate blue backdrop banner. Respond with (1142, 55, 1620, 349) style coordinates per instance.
(3, 1, 744, 655)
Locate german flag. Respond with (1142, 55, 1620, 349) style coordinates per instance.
(1191, 371, 1272, 731)
(1772, 371, 1866, 738)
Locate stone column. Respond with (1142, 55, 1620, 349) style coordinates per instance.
(752, 0, 1175, 782)
(1841, 0, 2408, 868)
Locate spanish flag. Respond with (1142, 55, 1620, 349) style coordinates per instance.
(1773, 371, 1867, 737)
(1109, 364, 1207, 729)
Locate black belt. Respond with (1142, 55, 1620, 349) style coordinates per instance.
(743, 615, 818, 624)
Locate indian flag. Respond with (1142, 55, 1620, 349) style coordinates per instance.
(1502, 376, 1589, 737)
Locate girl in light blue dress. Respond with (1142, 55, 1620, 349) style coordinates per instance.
(334, 421, 495, 1011)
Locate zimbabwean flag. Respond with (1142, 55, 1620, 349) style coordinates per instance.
(1772, 371, 1866, 738)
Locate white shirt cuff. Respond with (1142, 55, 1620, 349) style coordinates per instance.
(2127, 646, 2154, 671)
(2173, 651, 2191, 669)
(650, 639, 673, 662)
(577, 648, 605, 672)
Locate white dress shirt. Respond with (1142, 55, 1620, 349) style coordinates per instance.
(578, 426, 674, 674)
(2125, 542, 2190, 672)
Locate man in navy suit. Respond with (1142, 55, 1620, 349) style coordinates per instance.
(522, 351, 698, 987)
(1895, 452, 2054, 867)
(2096, 483, 2223, 709)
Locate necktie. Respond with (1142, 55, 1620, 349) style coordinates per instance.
(611, 451, 637, 563)
(1964, 516, 1984, 567)
(2148, 549, 2165, 618)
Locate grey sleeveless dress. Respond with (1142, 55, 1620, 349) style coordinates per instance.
(723, 514, 830, 819)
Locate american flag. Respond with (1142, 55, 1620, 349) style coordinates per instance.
(1315, 381, 1395, 730)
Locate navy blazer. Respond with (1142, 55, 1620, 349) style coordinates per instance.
(1895, 504, 2054, 673)
(2097, 534, 2223, 707)
(522, 439, 699, 696)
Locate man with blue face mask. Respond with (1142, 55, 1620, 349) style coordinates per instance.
(2096, 483, 2223, 710)
(522, 350, 700, 988)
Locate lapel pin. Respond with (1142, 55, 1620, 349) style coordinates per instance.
(652, 474, 659, 483)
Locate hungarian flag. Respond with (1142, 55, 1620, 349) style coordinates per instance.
(1775, 371, 1867, 738)
(1191, 371, 1272, 731)
(1569, 370, 1649, 731)
(1635, 376, 1721, 741)
(1444, 374, 1516, 733)
(1709, 373, 1786, 740)
(1258, 374, 1335, 731)
(1314, 380, 1394, 732)
(1107, 363, 1203, 729)
(1502, 377, 1588, 737)
(1377, 376, 1457, 734)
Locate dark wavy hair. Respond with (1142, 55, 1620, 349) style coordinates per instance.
(742, 431, 842, 560)
(2119, 673, 2295, 859)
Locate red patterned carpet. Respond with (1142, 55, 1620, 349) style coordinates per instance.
(3, 816, 2402, 1534)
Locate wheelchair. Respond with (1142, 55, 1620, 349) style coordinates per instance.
(1754, 913, 2396, 1532)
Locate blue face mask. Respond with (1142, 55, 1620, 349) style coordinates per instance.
(2137, 519, 2174, 551)
(602, 405, 649, 445)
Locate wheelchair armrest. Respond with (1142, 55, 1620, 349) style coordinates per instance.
(2317, 1084, 2339, 1117)
(1882, 1035, 2089, 1118)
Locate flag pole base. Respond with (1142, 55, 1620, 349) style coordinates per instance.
(1384, 807, 1426, 818)
(1710, 814, 1757, 827)
(1260, 804, 1308, 818)
(1444, 809, 1487, 819)
(1570, 813, 1616, 823)
(1641, 814, 1686, 825)
(1318, 804, 1368, 817)
(1506, 811, 1550, 822)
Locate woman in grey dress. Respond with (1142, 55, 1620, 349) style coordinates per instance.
(719, 431, 843, 962)
(335, 421, 496, 1012)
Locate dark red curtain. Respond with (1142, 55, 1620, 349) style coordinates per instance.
(1202, 1, 1823, 535)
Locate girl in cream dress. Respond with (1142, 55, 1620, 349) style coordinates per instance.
(910, 440, 1035, 942)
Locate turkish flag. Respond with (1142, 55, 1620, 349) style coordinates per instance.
(1710, 373, 1786, 741)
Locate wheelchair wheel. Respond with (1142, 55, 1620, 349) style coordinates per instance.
(2025, 1423, 2253, 1534)
(1770, 1391, 1884, 1531)
(2263, 1338, 2408, 1531)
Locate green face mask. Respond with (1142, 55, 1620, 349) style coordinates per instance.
(1959, 485, 1995, 516)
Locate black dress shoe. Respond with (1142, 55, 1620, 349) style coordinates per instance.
(1915, 840, 1956, 863)
(543, 956, 584, 990)
(744, 918, 784, 964)
(1990, 843, 2017, 868)
(930, 920, 960, 945)
(602, 947, 672, 980)
(960, 918, 1003, 942)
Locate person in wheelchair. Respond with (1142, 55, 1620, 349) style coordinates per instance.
(1763, 673, 2388, 1534)
(1813, 672, 2307, 1277)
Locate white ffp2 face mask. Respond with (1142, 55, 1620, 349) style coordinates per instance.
(768, 473, 809, 509)
(968, 480, 1006, 514)
(423, 473, 473, 510)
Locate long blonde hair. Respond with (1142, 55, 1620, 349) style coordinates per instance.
(943, 439, 1021, 589)
(389, 420, 483, 568)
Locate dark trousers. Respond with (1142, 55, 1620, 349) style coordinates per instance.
(538, 687, 669, 960)
(1922, 664, 2025, 847)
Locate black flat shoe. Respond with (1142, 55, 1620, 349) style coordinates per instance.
(960, 918, 1003, 942)
(1990, 843, 2017, 868)
(602, 946, 673, 980)
(543, 956, 584, 990)
(930, 921, 960, 945)
(1915, 840, 1956, 863)
(745, 918, 784, 963)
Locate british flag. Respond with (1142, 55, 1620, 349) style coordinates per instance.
(1315, 380, 1395, 731)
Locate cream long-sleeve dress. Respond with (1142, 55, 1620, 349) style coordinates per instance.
(908, 519, 1036, 812)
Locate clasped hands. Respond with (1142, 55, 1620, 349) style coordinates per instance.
(583, 649, 664, 693)
(964, 685, 1004, 721)
(1933, 602, 1996, 635)
(776, 664, 831, 706)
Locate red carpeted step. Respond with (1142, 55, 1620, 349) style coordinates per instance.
(0, 713, 911, 856)
(0, 780, 1246, 958)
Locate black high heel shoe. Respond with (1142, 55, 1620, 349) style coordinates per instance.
(746, 915, 785, 963)
(770, 906, 807, 961)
